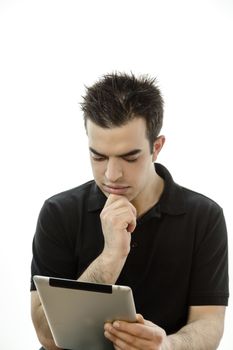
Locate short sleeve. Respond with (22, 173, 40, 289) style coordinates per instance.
(30, 199, 77, 291)
(189, 206, 229, 305)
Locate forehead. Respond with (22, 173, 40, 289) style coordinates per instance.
(86, 118, 149, 154)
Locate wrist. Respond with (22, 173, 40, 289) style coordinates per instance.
(160, 333, 174, 350)
(164, 336, 174, 350)
(101, 248, 128, 265)
(166, 333, 184, 350)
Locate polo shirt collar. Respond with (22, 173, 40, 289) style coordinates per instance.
(87, 183, 107, 212)
(87, 163, 186, 216)
(155, 163, 186, 216)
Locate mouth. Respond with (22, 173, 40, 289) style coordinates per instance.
(102, 184, 130, 195)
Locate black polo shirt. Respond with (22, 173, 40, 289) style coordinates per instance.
(31, 163, 229, 334)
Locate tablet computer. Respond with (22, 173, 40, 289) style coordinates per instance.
(33, 275, 137, 350)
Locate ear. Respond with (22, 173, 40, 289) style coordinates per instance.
(152, 135, 165, 162)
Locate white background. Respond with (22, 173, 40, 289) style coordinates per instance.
(0, 0, 232, 349)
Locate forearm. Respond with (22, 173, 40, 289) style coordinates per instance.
(78, 250, 127, 284)
(167, 317, 224, 350)
(31, 292, 61, 350)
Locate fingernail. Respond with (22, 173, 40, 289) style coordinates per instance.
(104, 324, 110, 331)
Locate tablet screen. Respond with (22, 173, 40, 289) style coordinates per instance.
(33, 275, 137, 350)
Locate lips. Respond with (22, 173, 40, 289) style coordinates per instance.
(102, 184, 129, 195)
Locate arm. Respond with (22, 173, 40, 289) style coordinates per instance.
(31, 194, 136, 348)
(78, 194, 137, 284)
(31, 291, 62, 350)
(104, 305, 226, 350)
(168, 305, 225, 349)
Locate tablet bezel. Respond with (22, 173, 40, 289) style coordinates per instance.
(33, 275, 137, 350)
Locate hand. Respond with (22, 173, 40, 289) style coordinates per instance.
(104, 314, 172, 350)
(100, 194, 137, 258)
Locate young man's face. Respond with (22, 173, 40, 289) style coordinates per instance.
(86, 117, 164, 208)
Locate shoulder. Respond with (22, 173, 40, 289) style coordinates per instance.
(47, 180, 95, 205)
(156, 163, 223, 218)
(39, 180, 96, 219)
(180, 186, 227, 244)
(181, 185, 223, 216)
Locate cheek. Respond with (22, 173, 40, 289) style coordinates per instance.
(131, 160, 153, 183)
(90, 161, 105, 178)
(125, 163, 146, 183)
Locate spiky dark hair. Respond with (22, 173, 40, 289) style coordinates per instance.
(81, 72, 164, 152)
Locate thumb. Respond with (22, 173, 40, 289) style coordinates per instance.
(127, 217, 137, 233)
(136, 314, 145, 324)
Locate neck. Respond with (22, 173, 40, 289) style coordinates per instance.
(132, 170, 164, 217)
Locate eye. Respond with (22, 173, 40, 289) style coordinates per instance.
(91, 154, 106, 161)
(123, 157, 138, 163)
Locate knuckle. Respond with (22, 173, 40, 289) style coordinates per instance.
(100, 208, 107, 218)
(148, 346, 155, 350)
(153, 328, 166, 345)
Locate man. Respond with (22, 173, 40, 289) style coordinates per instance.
(31, 72, 229, 350)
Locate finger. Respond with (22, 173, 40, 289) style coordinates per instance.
(105, 324, 152, 349)
(113, 346, 121, 350)
(113, 200, 137, 221)
(127, 220, 137, 233)
(116, 209, 136, 233)
(105, 194, 123, 206)
(102, 202, 137, 231)
(106, 205, 136, 226)
(136, 314, 145, 324)
(112, 320, 164, 339)
(105, 195, 137, 217)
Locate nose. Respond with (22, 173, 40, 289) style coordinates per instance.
(105, 158, 123, 182)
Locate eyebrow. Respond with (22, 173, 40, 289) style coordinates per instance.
(89, 147, 142, 158)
